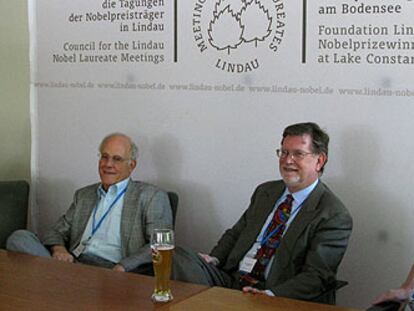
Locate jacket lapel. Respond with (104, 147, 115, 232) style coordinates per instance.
(71, 184, 100, 248)
(260, 186, 284, 220)
(275, 181, 326, 266)
(230, 182, 286, 267)
(79, 197, 98, 231)
(244, 183, 285, 251)
(120, 181, 141, 255)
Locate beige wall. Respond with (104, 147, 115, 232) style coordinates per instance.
(0, 0, 30, 181)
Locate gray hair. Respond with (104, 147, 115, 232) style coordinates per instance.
(99, 132, 139, 161)
(282, 122, 329, 174)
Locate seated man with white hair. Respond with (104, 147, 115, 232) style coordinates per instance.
(7, 133, 172, 272)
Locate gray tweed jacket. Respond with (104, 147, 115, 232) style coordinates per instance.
(42, 179, 172, 271)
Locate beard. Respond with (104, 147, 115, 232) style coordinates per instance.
(282, 173, 301, 187)
(280, 167, 303, 190)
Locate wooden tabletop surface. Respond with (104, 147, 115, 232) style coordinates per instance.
(162, 286, 362, 311)
(0, 249, 363, 311)
(0, 249, 207, 310)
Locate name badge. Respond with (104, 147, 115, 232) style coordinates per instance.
(72, 241, 87, 258)
(239, 256, 257, 273)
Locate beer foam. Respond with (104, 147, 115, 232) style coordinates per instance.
(154, 245, 174, 251)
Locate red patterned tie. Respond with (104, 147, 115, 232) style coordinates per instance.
(240, 194, 293, 286)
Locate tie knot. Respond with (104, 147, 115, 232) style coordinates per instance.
(279, 194, 294, 216)
(285, 194, 294, 205)
(278, 194, 293, 215)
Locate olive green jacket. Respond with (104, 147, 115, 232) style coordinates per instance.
(210, 180, 353, 303)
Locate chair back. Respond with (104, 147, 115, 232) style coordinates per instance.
(167, 191, 179, 227)
(314, 279, 348, 304)
(0, 180, 29, 249)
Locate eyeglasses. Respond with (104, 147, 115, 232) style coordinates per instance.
(276, 149, 314, 160)
(98, 153, 129, 164)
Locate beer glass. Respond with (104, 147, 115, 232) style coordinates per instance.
(151, 229, 174, 302)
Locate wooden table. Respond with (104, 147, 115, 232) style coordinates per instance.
(162, 287, 362, 311)
(0, 250, 362, 311)
(0, 250, 207, 310)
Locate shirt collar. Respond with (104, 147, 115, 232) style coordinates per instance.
(281, 178, 319, 205)
(98, 177, 130, 197)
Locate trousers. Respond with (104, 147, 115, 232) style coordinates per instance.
(6, 229, 115, 269)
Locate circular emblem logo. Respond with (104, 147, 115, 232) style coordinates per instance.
(192, 0, 287, 73)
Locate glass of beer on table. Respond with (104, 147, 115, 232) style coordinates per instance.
(151, 228, 174, 302)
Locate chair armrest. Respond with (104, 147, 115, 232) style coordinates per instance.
(366, 301, 405, 311)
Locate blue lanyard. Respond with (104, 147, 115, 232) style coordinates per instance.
(91, 186, 127, 236)
(260, 201, 302, 246)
